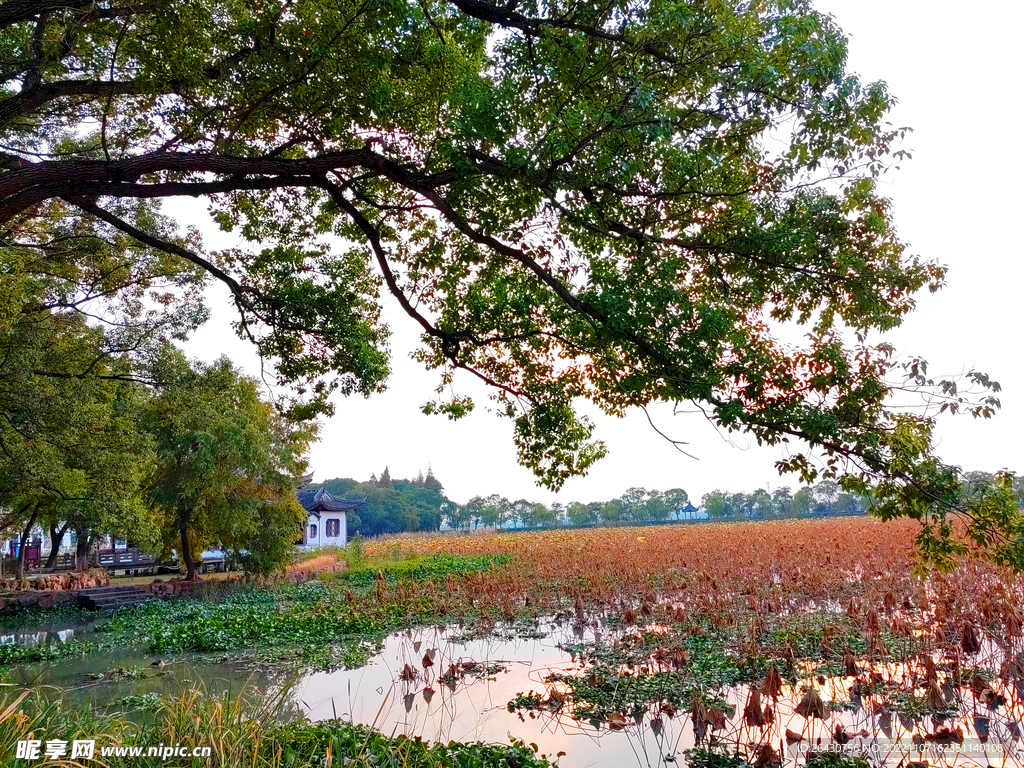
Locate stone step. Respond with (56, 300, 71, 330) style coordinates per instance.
(77, 585, 155, 611)
(76, 589, 142, 602)
(90, 592, 152, 606)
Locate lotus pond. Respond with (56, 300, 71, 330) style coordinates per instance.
(0, 520, 1022, 768)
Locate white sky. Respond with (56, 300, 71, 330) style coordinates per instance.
(179, 0, 1024, 505)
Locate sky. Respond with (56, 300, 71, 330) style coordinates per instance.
(179, 0, 1024, 505)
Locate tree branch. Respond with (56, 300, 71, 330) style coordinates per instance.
(0, 146, 462, 223)
(0, 0, 88, 29)
(447, 0, 683, 65)
(0, 0, 159, 29)
(60, 194, 253, 306)
(0, 79, 144, 128)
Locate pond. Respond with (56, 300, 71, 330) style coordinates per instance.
(0, 618, 100, 650)
(3, 613, 1022, 767)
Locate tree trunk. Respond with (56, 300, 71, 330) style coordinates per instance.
(74, 529, 91, 571)
(44, 521, 70, 570)
(180, 522, 198, 580)
(16, 510, 38, 580)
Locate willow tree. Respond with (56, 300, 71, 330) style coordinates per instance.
(0, 0, 1017, 565)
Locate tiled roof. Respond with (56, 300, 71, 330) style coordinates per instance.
(297, 487, 366, 515)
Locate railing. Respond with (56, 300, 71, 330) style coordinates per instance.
(48, 553, 76, 571)
(96, 548, 157, 568)
(4, 546, 161, 574)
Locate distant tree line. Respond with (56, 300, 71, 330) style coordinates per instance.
(700, 480, 866, 520)
(444, 482, 865, 531)
(447, 487, 694, 530)
(330, 473, 1023, 533)
(318, 468, 453, 537)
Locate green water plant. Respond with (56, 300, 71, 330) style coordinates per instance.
(0, 684, 556, 768)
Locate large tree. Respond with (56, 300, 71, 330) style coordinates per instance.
(0, 0, 1017, 565)
(143, 351, 313, 578)
(0, 305, 155, 575)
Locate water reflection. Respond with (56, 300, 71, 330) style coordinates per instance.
(290, 623, 690, 767)
(5, 619, 1024, 767)
(286, 624, 1024, 768)
(0, 619, 97, 647)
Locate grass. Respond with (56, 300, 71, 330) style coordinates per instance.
(0, 520, 1018, 702)
(0, 685, 557, 768)
(336, 552, 511, 588)
(0, 552, 521, 671)
(108, 572, 238, 587)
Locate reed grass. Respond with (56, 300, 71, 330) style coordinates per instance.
(0, 683, 555, 768)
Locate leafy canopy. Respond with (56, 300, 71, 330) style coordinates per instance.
(0, 285, 157, 553)
(0, 0, 1017, 564)
(143, 351, 315, 576)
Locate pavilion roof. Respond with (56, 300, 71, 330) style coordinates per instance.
(297, 487, 366, 515)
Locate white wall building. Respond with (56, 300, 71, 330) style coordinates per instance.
(298, 487, 365, 547)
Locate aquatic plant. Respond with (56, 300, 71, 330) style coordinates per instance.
(0, 685, 556, 768)
(2, 518, 1022, 767)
